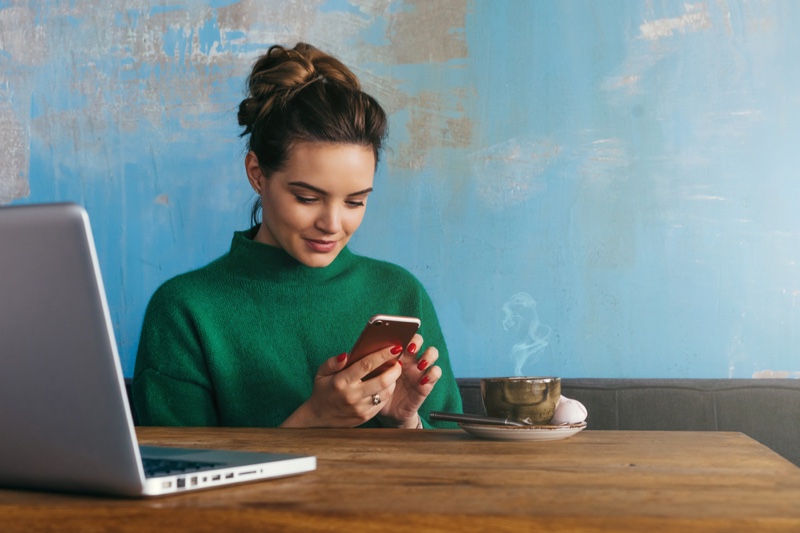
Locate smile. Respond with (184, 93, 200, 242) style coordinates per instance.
(304, 239, 337, 253)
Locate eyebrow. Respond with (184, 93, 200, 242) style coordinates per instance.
(288, 181, 373, 197)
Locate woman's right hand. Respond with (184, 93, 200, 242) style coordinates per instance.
(280, 346, 404, 428)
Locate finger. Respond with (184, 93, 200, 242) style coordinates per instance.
(364, 365, 401, 397)
(405, 334, 424, 358)
(318, 352, 349, 377)
(415, 346, 439, 372)
(330, 371, 397, 419)
(367, 381, 396, 409)
(351, 345, 405, 382)
(399, 334, 422, 369)
(419, 364, 442, 387)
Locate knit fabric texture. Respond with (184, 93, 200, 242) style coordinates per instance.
(132, 228, 462, 428)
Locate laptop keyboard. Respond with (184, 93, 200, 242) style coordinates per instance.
(143, 458, 226, 478)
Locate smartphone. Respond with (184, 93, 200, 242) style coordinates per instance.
(346, 314, 421, 380)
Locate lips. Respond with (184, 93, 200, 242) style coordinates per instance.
(304, 238, 337, 253)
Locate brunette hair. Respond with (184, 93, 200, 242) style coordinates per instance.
(237, 42, 388, 224)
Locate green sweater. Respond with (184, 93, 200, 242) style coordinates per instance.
(132, 228, 462, 428)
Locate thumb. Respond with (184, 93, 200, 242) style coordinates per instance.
(319, 352, 349, 377)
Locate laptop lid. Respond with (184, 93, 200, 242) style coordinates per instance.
(0, 203, 315, 497)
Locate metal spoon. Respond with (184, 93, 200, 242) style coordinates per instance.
(429, 411, 531, 427)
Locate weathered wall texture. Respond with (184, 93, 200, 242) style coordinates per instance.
(2, 0, 799, 379)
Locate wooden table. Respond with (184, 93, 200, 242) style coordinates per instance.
(2, 428, 800, 532)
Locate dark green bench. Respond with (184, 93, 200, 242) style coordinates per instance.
(457, 378, 800, 467)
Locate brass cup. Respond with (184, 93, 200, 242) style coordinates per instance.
(480, 376, 561, 425)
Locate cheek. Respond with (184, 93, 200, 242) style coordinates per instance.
(270, 202, 306, 231)
(344, 210, 367, 233)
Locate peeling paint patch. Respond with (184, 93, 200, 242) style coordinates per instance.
(729, 110, 763, 118)
(690, 195, 726, 201)
(603, 75, 642, 93)
(604, 3, 715, 94)
(358, 0, 471, 167)
(154, 194, 169, 205)
(0, 2, 473, 192)
(752, 370, 800, 379)
(382, 0, 468, 64)
(470, 137, 560, 210)
(390, 88, 474, 169)
(640, 3, 711, 41)
(0, 6, 49, 66)
(579, 137, 630, 185)
(0, 97, 29, 205)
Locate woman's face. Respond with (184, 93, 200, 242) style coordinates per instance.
(246, 142, 376, 268)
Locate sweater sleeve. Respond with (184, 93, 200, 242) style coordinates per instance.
(132, 283, 219, 426)
(414, 284, 464, 429)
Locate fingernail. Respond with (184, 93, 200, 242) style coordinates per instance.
(337, 352, 347, 362)
(417, 359, 428, 371)
(390, 345, 403, 355)
(407, 343, 417, 354)
(397, 359, 403, 366)
(420, 375, 430, 385)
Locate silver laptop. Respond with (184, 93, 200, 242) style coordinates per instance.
(0, 203, 316, 497)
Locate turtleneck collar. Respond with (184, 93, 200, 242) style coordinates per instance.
(223, 226, 357, 284)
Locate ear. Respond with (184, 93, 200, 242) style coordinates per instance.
(245, 151, 266, 193)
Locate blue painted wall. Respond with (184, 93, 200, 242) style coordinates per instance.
(3, 0, 800, 379)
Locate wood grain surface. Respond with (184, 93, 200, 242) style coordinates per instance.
(2, 428, 800, 532)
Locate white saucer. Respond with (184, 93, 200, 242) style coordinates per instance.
(459, 421, 587, 442)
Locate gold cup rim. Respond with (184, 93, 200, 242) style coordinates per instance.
(481, 376, 561, 383)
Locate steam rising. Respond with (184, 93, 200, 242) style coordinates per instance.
(502, 292, 552, 376)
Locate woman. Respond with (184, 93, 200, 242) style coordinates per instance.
(132, 43, 462, 428)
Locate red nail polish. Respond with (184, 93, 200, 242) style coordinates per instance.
(390, 345, 403, 355)
(407, 343, 417, 355)
(337, 352, 347, 362)
(397, 359, 403, 366)
(417, 359, 429, 371)
(420, 375, 430, 385)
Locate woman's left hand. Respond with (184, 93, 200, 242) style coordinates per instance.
(374, 333, 440, 428)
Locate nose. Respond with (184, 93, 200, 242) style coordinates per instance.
(315, 204, 342, 235)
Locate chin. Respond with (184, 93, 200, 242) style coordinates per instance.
(305, 258, 334, 268)
(296, 252, 338, 268)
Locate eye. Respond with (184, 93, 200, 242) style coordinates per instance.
(295, 195, 317, 204)
(346, 200, 365, 208)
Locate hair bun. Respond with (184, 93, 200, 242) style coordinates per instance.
(238, 43, 360, 134)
